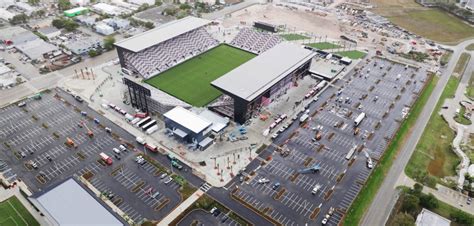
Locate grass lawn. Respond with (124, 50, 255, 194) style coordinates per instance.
(0, 196, 39, 226)
(336, 50, 367, 59)
(453, 53, 471, 75)
(466, 44, 474, 51)
(145, 44, 255, 107)
(279, 33, 310, 41)
(454, 104, 471, 125)
(343, 74, 437, 226)
(405, 77, 461, 184)
(466, 72, 474, 100)
(371, 1, 474, 43)
(307, 42, 341, 50)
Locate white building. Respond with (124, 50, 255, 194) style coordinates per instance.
(95, 22, 114, 35)
(127, 0, 155, 5)
(416, 208, 451, 226)
(0, 8, 16, 21)
(70, 0, 90, 6)
(68, 37, 103, 55)
(92, 3, 132, 16)
(103, 18, 130, 30)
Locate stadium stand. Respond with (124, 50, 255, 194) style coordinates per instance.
(122, 27, 219, 78)
(229, 28, 282, 54)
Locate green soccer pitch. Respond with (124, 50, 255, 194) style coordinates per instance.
(145, 44, 256, 107)
(0, 196, 39, 226)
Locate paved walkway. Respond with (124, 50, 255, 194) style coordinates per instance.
(158, 189, 205, 226)
(439, 54, 474, 188)
(397, 173, 474, 215)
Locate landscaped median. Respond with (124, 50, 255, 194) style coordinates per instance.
(342, 74, 438, 225)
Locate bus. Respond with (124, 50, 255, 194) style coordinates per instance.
(299, 114, 309, 124)
(142, 120, 157, 131)
(345, 146, 357, 160)
(136, 116, 151, 128)
(145, 143, 158, 152)
(354, 112, 366, 127)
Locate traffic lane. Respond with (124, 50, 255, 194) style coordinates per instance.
(178, 209, 237, 226)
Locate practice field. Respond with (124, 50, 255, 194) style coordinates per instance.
(280, 33, 310, 41)
(145, 45, 255, 107)
(0, 196, 39, 226)
(307, 42, 341, 50)
(336, 50, 367, 59)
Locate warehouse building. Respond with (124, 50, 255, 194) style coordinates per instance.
(30, 178, 124, 226)
(211, 42, 316, 123)
(64, 6, 89, 17)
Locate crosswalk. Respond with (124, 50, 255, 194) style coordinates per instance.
(200, 183, 212, 192)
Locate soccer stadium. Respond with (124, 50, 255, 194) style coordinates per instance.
(116, 16, 316, 123)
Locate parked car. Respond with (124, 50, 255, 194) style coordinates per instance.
(272, 182, 281, 190)
(164, 177, 173, 184)
(160, 173, 168, 179)
(17, 102, 26, 107)
(258, 178, 270, 184)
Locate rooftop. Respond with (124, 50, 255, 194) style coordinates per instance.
(415, 208, 451, 226)
(64, 6, 88, 14)
(164, 106, 211, 134)
(37, 26, 60, 35)
(114, 16, 211, 53)
(211, 42, 316, 101)
(309, 57, 345, 80)
(32, 178, 123, 226)
(16, 39, 58, 60)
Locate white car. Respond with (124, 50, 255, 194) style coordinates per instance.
(271, 132, 279, 140)
(258, 178, 270, 184)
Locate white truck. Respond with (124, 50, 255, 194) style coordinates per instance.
(354, 112, 366, 127)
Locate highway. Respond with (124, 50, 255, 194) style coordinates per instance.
(361, 38, 474, 226)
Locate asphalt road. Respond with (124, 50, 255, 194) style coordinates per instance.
(361, 39, 474, 226)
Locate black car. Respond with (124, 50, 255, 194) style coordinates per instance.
(213, 209, 221, 217)
(221, 215, 228, 223)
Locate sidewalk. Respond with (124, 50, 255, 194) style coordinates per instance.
(396, 173, 474, 215)
(158, 189, 204, 226)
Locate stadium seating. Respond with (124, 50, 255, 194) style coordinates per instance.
(123, 27, 219, 78)
(229, 28, 282, 54)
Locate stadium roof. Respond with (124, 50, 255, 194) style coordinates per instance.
(164, 106, 211, 134)
(115, 16, 211, 53)
(211, 43, 316, 101)
(32, 178, 123, 226)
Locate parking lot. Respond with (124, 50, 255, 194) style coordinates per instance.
(0, 89, 183, 224)
(178, 209, 240, 226)
(229, 57, 429, 225)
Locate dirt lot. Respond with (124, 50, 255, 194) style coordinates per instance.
(221, 4, 344, 39)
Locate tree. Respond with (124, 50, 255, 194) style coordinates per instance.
(58, 0, 72, 10)
(413, 183, 423, 195)
(179, 3, 191, 10)
(401, 194, 419, 214)
(9, 14, 28, 25)
(64, 20, 79, 31)
(144, 22, 155, 29)
(419, 193, 439, 209)
(392, 212, 415, 226)
(32, 9, 46, 18)
(28, 0, 40, 5)
(88, 49, 99, 57)
(52, 18, 66, 28)
(155, 0, 162, 6)
(450, 210, 474, 224)
(137, 3, 150, 12)
(103, 36, 116, 51)
(163, 7, 178, 16)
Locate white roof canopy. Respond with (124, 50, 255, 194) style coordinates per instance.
(164, 106, 211, 134)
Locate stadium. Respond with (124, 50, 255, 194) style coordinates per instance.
(116, 16, 315, 123)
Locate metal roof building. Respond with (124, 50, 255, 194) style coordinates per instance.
(211, 42, 315, 123)
(163, 106, 213, 148)
(114, 16, 211, 53)
(164, 106, 211, 134)
(30, 178, 123, 226)
(212, 43, 315, 102)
